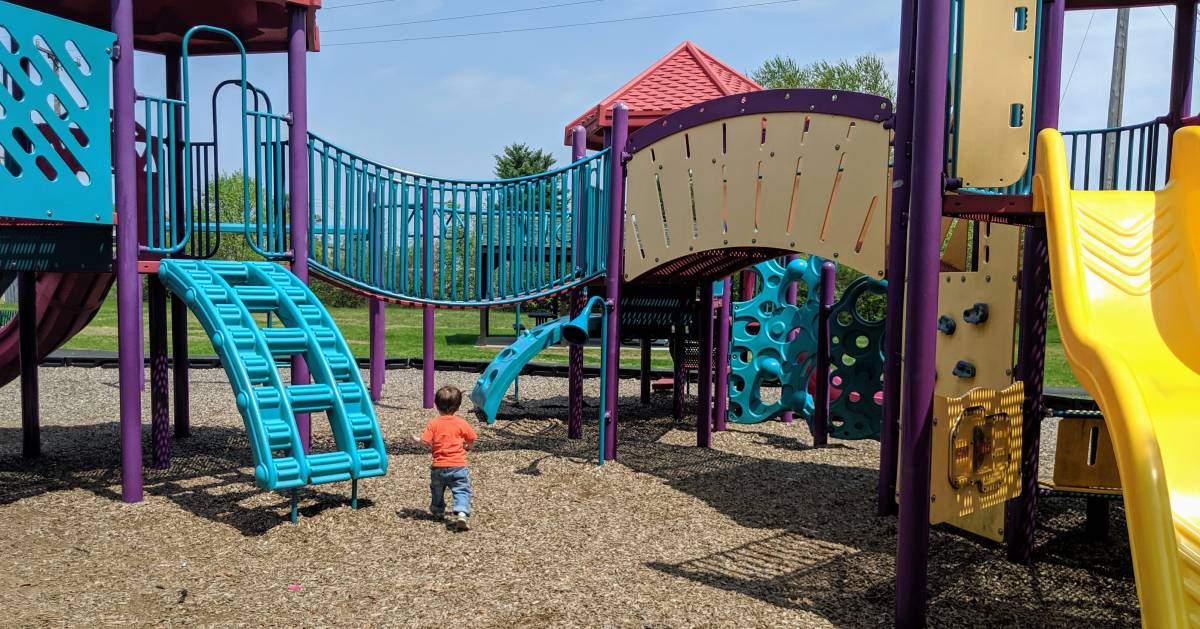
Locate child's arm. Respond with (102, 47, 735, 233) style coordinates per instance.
(462, 421, 478, 450)
(411, 433, 432, 450)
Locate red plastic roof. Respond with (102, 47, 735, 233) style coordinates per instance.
(9, 0, 322, 54)
(565, 41, 762, 149)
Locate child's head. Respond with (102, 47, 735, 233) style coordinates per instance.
(434, 385, 463, 415)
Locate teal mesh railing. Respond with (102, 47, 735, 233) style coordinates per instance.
(138, 93, 189, 253)
(0, 2, 115, 224)
(307, 133, 610, 307)
(1061, 118, 1167, 192)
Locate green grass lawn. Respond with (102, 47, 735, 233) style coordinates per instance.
(58, 296, 676, 370)
(48, 292, 1080, 388)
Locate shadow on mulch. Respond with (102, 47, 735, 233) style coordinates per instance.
(0, 424, 369, 536)
(483, 393, 1138, 627)
(0, 391, 1139, 625)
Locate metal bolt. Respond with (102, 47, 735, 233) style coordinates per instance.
(751, 238, 757, 244)
(1005, 368, 1013, 376)
(46, 210, 53, 217)
(985, 274, 991, 282)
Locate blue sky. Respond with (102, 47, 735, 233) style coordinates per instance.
(132, 1, 1197, 181)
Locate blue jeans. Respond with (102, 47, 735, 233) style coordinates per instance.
(430, 466, 472, 516)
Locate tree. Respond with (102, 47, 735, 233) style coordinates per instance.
(493, 143, 556, 179)
(751, 53, 895, 102)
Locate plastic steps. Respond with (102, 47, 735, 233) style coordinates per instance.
(158, 259, 388, 492)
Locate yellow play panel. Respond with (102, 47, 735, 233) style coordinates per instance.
(1035, 126, 1200, 628)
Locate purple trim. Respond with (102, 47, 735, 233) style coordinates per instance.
(812, 262, 835, 447)
(422, 182, 435, 409)
(1169, 1, 1196, 134)
(369, 299, 384, 401)
(697, 281, 714, 448)
(113, 0, 143, 504)
(1006, 0, 1065, 565)
(639, 337, 652, 404)
(879, 0, 919, 517)
(287, 6, 311, 449)
(18, 271, 39, 458)
(781, 256, 799, 424)
(628, 88, 893, 154)
(672, 329, 686, 420)
(713, 277, 731, 431)
(167, 51, 189, 439)
(149, 277, 170, 469)
(602, 104, 629, 460)
(895, 0, 951, 624)
(369, 190, 385, 402)
(568, 125, 587, 439)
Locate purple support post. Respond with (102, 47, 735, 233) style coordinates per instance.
(672, 328, 686, 420)
(287, 6, 312, 448)
(739, 269, 755, 300)
(112, 0, 143, 503)
(149, 277, 170, 468)
(895, 0, 951, 624)
(369, 300, 385, 401)
(369, 191, 385, 402)
(639, 337, 652, 404)
(166, 51, 189, 439)
(879, 0, 919, 517)
(602, 103, 629, 461)
(1006, 0, 1065, 565)
(568, 125, 587, 439)
(781, 257, 799, 424)
(18, 271, 39, 458)
(697, 282, 714, 448)
(422, 185, 435, 409)
(812, 262, 835, 447)
(713, 277, 731, 431)
(1169, 0, 1197, 134)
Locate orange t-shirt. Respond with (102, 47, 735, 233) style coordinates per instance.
(420, 415, 477, 467)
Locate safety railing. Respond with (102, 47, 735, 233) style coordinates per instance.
(307, 132, 610, 307)
(1061, 118, 1168, 192)
(246, 110, 291, 259)
(138, 93, 189, 253)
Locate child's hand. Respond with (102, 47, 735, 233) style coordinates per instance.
(410, 434, 422, 443)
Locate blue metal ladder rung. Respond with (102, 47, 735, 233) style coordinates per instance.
(287, 383, 335, 413)
(262, 327, 309, 355)
(159, 259, 389, 493)
(307, 451, 353, 484)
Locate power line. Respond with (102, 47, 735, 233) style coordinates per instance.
(323, 0, 806, 47)
(1156, 4, 1200, 65)
(1060, 12, 1095, 104)
(323, 0, 603, 30)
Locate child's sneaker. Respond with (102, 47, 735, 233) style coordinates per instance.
(454, 512, 470, 531)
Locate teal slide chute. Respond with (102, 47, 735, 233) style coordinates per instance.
(470, 316, 569, 423)
(159, 259, 387, 491)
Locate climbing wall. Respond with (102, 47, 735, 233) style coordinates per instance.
(929, 220, 1022, 541)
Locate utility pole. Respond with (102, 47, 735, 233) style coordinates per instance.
(1103, 8, 1130, 190)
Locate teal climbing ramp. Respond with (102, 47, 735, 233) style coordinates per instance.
(158, 259, 387, 491)
(470, 316, 570, 423)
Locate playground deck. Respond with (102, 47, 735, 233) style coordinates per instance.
(0, 368, 1137, 627)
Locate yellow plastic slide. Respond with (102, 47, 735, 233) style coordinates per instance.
(1034, 127, 1200, 627)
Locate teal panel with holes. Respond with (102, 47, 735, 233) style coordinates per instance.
(727, 257, 823, 425)
(159, 259, 388, 491)
(0, 2, 114, 224)
(727, 258, 887, 440)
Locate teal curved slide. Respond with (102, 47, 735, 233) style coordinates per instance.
(158, 259, 387, 491)
(470, 316, 569, 423)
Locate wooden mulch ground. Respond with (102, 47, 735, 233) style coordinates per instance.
(0, 367, 1137, 627)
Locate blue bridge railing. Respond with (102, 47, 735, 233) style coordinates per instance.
(1061, 117, 1168, 192)
(306, 133, 610, 307)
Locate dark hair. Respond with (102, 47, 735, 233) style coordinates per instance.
(434, 385, 463, 414)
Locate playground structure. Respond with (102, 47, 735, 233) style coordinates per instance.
(1, 0, 1199, 627)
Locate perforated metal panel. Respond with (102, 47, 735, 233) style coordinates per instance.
(0, 2, 114, 224)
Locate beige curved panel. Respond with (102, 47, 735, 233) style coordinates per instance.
(952, 0, 1038, 188)
(624, 111, 890, 281)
